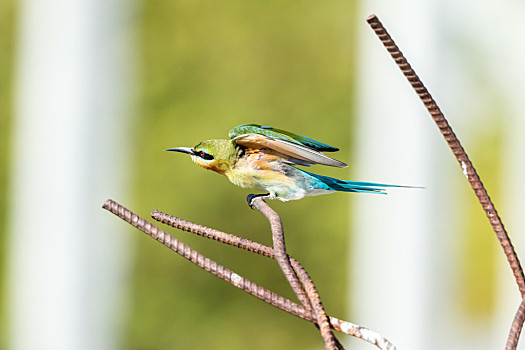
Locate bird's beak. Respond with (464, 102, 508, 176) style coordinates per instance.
(164, 147, 195, 155)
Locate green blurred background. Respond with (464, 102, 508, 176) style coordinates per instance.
(132, 1, 355, 349)
(0, 1, 15, 348)
(1, 1, 358, 349)
(0, 0, 515, 349)
(128, 1, 355, 349)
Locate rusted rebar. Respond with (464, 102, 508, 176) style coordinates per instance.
(366, 14, 525, 297)
(153, 200, 340, 349)
(151, 209, 312, 310)
(506, 296, 525, 350)
(102, 199, 305, 318)
(151, 209, 275, 257)
(152, 208, 342, 349)
(250, 198, 341, 350)
(253, 199, 308, 307)
(105, 199, 397, 350)
(152, 208, 394, 350)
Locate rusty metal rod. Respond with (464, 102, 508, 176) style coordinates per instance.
(151, 208, 311, 311)
(152, 211, 343, 350)
(153, 202, 340, 349)
(366, 14, 525, 297)
(102, 199, 305, 317)
(152, 209, 383, 350)
(104, 199, 396, 349)
(250, 198, 340, 350)
(151, 209, 276, 257)
(506, 296, 525, 350)
(251, 199, 308, 306)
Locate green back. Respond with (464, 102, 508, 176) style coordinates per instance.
(229, 123, 339, 152)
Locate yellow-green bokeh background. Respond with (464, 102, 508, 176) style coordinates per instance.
(0, 1, 506, 349)
(0, 2, 15, 348)
(132, 2, 355, 349)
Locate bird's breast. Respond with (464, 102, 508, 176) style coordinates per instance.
(226, 152, 298, 193)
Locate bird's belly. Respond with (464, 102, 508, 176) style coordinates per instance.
(227, 169, 290, 191)
(226, 166, 328, 201)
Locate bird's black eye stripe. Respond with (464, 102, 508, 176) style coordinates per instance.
(196, 150, 214, 160)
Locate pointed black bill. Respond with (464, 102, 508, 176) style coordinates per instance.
(164, 147, 195, 155)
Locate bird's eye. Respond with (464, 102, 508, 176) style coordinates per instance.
(197, 151, 214, 160)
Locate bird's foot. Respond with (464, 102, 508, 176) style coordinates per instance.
(246, 193, 270, 209)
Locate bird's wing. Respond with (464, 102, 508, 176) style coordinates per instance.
(229, 125, 347, 168)
(229, 124, 339, 152)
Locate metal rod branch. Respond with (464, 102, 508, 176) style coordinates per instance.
(103, 199, 396, 350)
(366, 13, 525, 297)
(152, 205, 342, 348)
(506, 296, 525, 350)
(151, 208, 393, 350)
(250, 198, 341, 350)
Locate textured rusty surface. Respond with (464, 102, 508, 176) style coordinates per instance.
(153, 208, 341, 348)
(154, 203, 395, 350)
(153, 201, 339, 349)
(250, 198, 340, 350)
(105, 199, 396, 349)
(506, 296, 525, 350)
(244, 199, 310, 309)
(151, 209, 275, 257)
(102, 199, 303, 318)
(366, 14, 525, 297)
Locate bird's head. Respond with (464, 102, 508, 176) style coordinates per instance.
(165, 139, 237, 175)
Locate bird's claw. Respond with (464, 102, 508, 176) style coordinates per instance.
(246, 193, 269, 209)
(247, 194, 257, 209)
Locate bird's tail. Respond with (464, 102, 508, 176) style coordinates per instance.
(302, 170, 418, 194)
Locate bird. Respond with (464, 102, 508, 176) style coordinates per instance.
(166, 123, 412, 204)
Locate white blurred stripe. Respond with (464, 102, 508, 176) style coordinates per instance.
(8, 0, 134, 349)
(351, 1, 525, 350)
(350, 2, 447, 350)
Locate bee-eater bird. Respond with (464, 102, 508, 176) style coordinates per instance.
(166, 124, 409, 203)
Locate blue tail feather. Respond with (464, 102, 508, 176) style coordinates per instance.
(301, 170, 412, 194)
